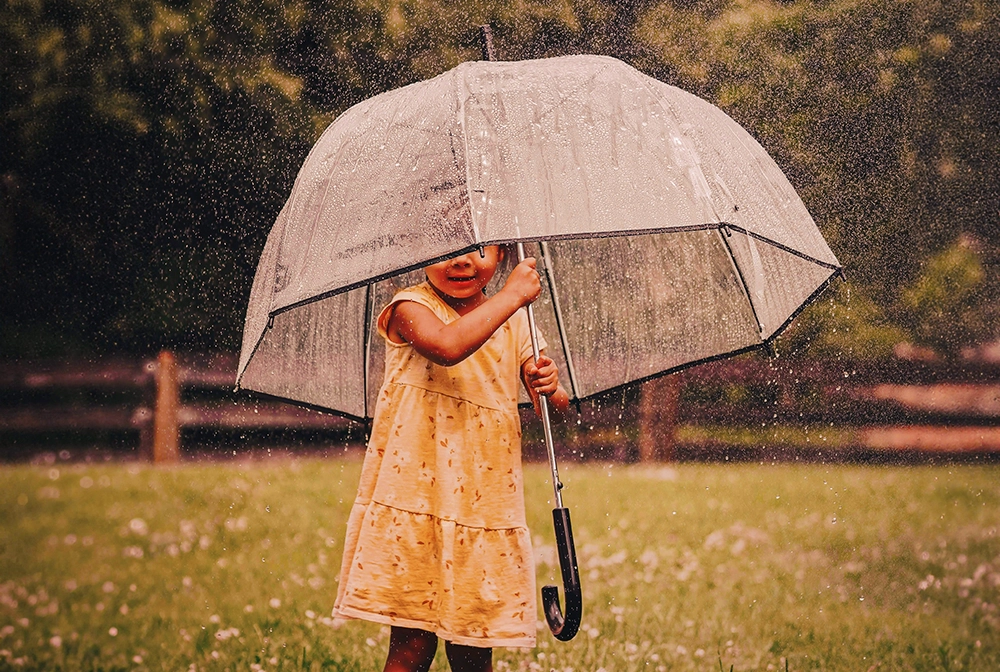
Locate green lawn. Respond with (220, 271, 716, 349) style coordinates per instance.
(1, 454, 998, 671)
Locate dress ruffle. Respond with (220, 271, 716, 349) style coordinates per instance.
(335, 501, 536, 647)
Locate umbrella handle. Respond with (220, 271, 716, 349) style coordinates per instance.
(542, 507, 582, 641)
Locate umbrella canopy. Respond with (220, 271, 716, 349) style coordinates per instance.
(236, 54, 841, 420)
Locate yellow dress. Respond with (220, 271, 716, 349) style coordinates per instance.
(334, 282, 545, 648)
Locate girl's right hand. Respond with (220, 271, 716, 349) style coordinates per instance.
(503, 257, 542, 306)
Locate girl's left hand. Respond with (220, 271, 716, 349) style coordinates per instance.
(524, 355, 559, 396)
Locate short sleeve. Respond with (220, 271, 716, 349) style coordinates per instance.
(376, 284, 448, 342)
(514, 308, 547, 367)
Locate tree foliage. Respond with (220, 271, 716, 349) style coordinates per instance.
(2, 0, 998, 357)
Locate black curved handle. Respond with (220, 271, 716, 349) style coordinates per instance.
(542, 507, 582, 641)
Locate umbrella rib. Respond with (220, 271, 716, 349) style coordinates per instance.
(234, 329, 268, 390)
(455, 69, 483, 244)
(718, 225, 766, 339)
(763, 267, 843, 343)
(362, 282, 375, 419)
(539, 240, 582, 403)
(723, 223, 840, 271)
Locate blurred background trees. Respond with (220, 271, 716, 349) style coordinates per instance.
(2, 0, 998, 359)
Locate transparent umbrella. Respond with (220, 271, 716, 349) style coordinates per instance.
(235, 53, 841, 641)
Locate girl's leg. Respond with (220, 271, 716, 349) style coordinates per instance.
(444, 642, 492, 672)
(384, 627, 438, 672)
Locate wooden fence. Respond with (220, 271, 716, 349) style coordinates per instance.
(1, 352, 998, 463)
(546, 355, 1000, 463)
(0, 352, 352, 462)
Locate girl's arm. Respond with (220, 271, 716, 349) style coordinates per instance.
(523, 353, 570, 416)
(388, 259, 541, 366)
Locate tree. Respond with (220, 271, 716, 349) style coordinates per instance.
(3, 0, 997, 357)
(635, 0, 1000, 354)
(901, 233, 997, 358)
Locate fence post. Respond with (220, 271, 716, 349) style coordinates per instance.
(133, 359, 156, 461)
(638, 376, 678, 462)
(153, 350, 180, 464)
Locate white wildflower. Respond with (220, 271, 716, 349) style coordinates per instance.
(704, 530, 726, 550)
(214, 627, 240, 641)
(224, 517, 248, 532)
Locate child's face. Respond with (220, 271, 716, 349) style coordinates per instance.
(424, 246, 503, 300)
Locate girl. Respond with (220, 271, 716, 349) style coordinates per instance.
(334, 245, 569, 672)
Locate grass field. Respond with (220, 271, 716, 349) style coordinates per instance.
(1, 453, 998, 671)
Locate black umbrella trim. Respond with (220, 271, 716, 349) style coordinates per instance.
(265, 222, 841, 319)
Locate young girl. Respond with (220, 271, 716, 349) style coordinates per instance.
(334, 245, 569, 672)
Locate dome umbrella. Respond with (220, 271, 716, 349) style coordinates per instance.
(236, 52, 842, 641)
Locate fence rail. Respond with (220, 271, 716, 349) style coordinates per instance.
(1, 352, 998, 462)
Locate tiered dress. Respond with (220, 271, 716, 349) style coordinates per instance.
(334, 282, 544, 648)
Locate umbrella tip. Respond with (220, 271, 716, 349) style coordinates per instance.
(480, 25, 495, 61)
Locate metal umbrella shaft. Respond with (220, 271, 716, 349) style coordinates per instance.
(517, 241, 582, 641)
(518, 242, 563, 506)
